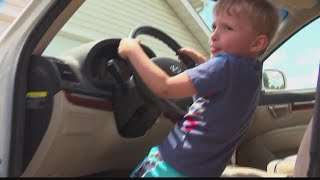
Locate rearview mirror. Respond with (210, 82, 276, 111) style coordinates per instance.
(263, 69, 286, 90)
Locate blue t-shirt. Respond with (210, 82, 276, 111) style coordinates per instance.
(158, 52, 262, 177)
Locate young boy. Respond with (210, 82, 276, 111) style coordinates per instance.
(118, 0, 279, 177)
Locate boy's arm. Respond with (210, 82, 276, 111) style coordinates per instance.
(118, 38, 196, 99)
(178, 48, 208, 65)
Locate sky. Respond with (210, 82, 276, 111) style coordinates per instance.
(0, 0, 4, 10)
(198, 1, 320, 90)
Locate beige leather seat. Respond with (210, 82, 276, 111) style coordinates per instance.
(266, 154, 297, 176)
(222, 166, 287, 177)
(222, 117, 312, 177)
(266, 117, 312, 177)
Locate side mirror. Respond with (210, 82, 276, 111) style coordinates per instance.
(263, 69, 286, 90)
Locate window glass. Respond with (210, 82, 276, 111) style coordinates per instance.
(43, 0, 209, 58)
(263, 18, 320, 90)
(198, 0, 216, 32)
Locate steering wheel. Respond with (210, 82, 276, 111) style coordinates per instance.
(127, 25, 196, 121)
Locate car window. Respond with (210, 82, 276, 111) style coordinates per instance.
(43, 0, 210, 58)
(263, 17, 320, 91)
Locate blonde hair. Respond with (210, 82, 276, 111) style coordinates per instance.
(214, 0, 280, 46)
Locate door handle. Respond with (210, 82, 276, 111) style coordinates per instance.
(268, 104, 292, 118)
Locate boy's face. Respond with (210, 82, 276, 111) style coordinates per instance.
(209, 11, 258, 58)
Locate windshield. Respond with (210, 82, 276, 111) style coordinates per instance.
(43, 0, 289, 61)
(43, 0, 210, 58)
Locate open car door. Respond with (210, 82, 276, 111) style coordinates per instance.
(0, 0, 83, 176)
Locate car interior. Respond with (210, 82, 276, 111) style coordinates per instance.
(7, 0, 320, 177)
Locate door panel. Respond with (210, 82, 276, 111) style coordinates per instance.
(237, 105, 313, 170)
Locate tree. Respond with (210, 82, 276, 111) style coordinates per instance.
(263, 72, 270, 88)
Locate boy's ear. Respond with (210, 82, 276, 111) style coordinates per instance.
(250, 35, 269, 53)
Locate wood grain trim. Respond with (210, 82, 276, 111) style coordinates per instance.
(64, 91, 112, 111)
(292, 101, 315, 111)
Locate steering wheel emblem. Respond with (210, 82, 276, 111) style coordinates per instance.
(170, 65, 182, 74)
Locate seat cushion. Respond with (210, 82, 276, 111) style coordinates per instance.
(222, 166, 287, 177)
(267, 154, 297, 176)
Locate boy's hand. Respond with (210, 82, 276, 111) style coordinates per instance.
(178, 48, 208, 65)
(118, 38, 141, 60)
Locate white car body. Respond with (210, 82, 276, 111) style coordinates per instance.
(0, 0, 55, 176)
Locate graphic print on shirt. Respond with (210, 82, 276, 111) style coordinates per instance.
(168, 97, 209, 149)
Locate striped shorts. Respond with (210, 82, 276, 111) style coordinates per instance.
(130, 146, 185, 177)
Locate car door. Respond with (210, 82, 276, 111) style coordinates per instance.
(0, 0, 83, 177)
(236, 16, 320, 170)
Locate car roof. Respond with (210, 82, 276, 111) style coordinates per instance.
(262, 0, 320, 61)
